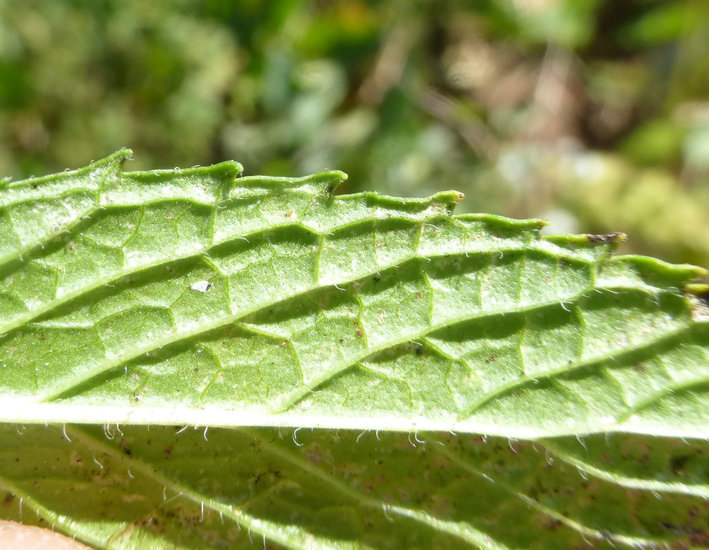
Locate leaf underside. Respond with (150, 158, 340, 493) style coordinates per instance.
(0, 151, 707, 549)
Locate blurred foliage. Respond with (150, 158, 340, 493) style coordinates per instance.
(0, 0, 708, 269)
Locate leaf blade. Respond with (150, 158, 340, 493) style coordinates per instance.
(2, 153, 709, 548)
(2, 425, 707, 549)
(1, 153, 708, 438)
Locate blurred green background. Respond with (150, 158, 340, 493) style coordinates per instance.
(1, 0, 708, 268)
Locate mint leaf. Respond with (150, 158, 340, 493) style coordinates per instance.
(1, 152, 707, 548)
(1, 426, 707, 548)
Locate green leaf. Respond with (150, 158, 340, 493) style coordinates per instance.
(1, 151, 708, 548)
(1, 426, 707, 549)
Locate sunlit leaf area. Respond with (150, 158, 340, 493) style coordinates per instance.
(1, 1, 708, 548)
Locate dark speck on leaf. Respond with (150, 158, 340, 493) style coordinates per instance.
(670, 454, 691, 475)
(585, 232, 624, 244)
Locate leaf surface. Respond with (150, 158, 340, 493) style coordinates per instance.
(1, 425, 707, 549)
(1, 152, 708, 548)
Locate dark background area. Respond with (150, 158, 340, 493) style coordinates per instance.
(1, 0, 708, 267)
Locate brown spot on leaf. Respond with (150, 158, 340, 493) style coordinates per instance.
(304, 445, 323, 465)
(689, 532, 709, 546)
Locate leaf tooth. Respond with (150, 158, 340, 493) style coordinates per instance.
(343, 190, 464, 216)
(597, 255, 707, 292)
(92, 147, 134, 170)
(124, 159, 243, 182)
(423, 190, 465, 214)
(456, 213, 547, 230)
(3, 149, 131, 194)
(540, 235, 617, 264)
(0, 152, 129, 270)
(234, 170, 347, 197)
(543, 232, 624, 251)
(296, 170, 348, 195)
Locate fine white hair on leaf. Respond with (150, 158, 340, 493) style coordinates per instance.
(292, 427, 303, 447)
(480, 472, 495, 484)
(93, 456, 104, 470)
(104, 423, 114, 440)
